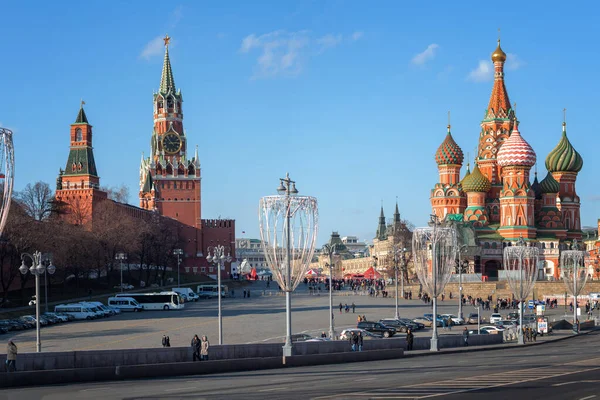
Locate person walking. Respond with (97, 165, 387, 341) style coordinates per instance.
(339, 302, 343, 314)
(358, 331, 363, 352)
(352, 302, 356, 313)
(162, 335, 168, 347)
(200, 335, 210, 361)
(191, 334, 201, 361)
(349, 332, 357, 351)
(6, 339, 17, 372)
(462, 327, 469, 347)
(406, 329, 414, 351)
(166, 336, 171, 347)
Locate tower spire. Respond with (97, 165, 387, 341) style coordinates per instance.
(75, 100, 88, 124)
(160, 34, 176, 94)
(376, 204, 387, 240)
(394, 197, 401, 223)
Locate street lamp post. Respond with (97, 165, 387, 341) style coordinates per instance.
(458, 245, 468, 321)
(206, 245, 232, 345)
(19, 251, 54, 353)
(321, 243, 339, 339)
(173, 249, 183, 288)
(115, 252, 127, 293)
(392, 245, 407, 320)
(43, 260, 56, 314)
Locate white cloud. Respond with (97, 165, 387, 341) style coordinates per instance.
(351, 31, 364, 41)
(140, 7, 183, 60)
(240, 30, 359, 79)
(506, 53, 524, 70)
(140, 36, 166, 60)
(317, 34, 343, 51)
(411, 44, 439, 65)
(467, 60, 493, 82)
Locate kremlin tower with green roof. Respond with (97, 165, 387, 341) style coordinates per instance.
(428, 39, 584, 281)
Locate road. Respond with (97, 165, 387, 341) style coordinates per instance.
(2, 280, 576, 353)
(4, 331, 599, 399)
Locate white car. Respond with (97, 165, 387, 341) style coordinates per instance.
(442, 314, 464, 325)
(489, 313, 503, 324)
(480, 325, 505, 333)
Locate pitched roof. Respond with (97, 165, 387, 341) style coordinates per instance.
(75, 106, 88, 124)
(63, 148, 98, 177)
(160, 46, 176, 94)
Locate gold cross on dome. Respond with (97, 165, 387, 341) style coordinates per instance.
(163, 34, 171, 47)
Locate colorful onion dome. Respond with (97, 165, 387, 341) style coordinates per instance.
(461, 163, 491, 193)
(460, 163, 471, 185)
(497, 121, 536, 167)
(491, 39, 507, 63)
(545, 122, 583, 173)
(531, 172, 542, 200)
(539, 171, 560, 194)
(435, 125, 464, 165)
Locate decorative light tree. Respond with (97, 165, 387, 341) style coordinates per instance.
(413, 214, 457, 351)
(503, 236, 539, 344)
(259, 173, 318, 357)
(0, 127, 15, 237)
(561, 239, 588, 333)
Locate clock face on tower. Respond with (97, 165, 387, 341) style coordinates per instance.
(162, 133, 182, 154)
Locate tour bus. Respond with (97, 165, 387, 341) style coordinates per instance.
(108, 297, 143, 312)
(54, 304, 98, 320)
(115, 291, 184, 310)
(196, 284, 229, 298)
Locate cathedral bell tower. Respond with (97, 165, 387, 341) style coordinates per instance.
(139, 35, 202, 229)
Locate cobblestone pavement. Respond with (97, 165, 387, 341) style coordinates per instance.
(5, 280, 578, 353)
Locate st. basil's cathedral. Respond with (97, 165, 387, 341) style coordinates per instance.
(430, 40, 584, 281)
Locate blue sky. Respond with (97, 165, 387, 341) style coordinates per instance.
(1, 1, 599, 245)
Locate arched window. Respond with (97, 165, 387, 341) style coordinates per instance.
(75, 128, 83, 142)
(166, 163, 173, 175)
(167, 98, 174, 109)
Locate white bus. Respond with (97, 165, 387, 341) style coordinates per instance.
(108, 297, 143, 312)
(54, 304, 97, 320)
(115, 292, 184, 310)
(196, 284, 229, 298)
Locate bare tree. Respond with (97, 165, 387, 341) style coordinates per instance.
(15, 181, 54, 221)
(101, 185, 130, 204)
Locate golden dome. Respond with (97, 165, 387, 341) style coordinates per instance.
(491, 39, 507, 63)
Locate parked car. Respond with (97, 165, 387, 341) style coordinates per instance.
(290, 333, 313, 342)
(442, 314, 465, 325)
(15, 318, 34, 329)
(480, 325, 505, 333)
(55, 312, 76, 321)
(0, 320, 20, 331)
(340, 328, 382, 340)
(489, 313, 503, 324)
(113, 284, 134, 290)
(467, 313, 483, 324)
(0, 326, 8, 334)
(379, 319, 409, 333)
(424, 314, 445, 327)
(413, 316, 436, 327)
(468, 329, 490, 335)
(357, 321, 396, 338)
(405, 319, 425, 330)
(43, 312, 69, 322)
(42, 314, 61, 324)
(496, 320, 518, 329)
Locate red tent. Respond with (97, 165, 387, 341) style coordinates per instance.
(249, 267, 258, 280)
(305, 269, 320, 277)
(363, 267, 382, 279)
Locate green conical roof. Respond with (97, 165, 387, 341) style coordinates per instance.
(160, 46, 176, 94)
(435, 126, 464, 165)
(460, 163, 471, 185)
(539, 171, 560, 194)
(75, 106, 88, 124)
(461, 164, 491, 193)
(545, 122, 583, 173)
(141, 169, 153, 193)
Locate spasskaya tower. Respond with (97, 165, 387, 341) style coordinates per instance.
(139, 35, 201, 228)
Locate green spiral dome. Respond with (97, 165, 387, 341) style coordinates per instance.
(539, 171, 560, 194)
(545, 123, 583, 173)
(461, 164, 491, 193)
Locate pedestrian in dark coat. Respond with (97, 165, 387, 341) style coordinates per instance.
(462, 327, 469, 346)
(191, 335, 201, 361)
(406, 329, 414, 351)
(358, 331, 363, 351)
(162, 335, 167, 347)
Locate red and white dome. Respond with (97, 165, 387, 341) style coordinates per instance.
(497, 122, 536, 167)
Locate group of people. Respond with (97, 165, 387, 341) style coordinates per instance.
(348, 331, 363, 351)
(339, 302, 356, 313)
(190, 335, 210, 361)
(161, 335, 172, 347)
(522, 326, 537, 342)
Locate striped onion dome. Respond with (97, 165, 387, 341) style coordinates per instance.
(497, 121, 536, 167)
(435, 125, 464, 165)
(461, 163, 491, 193)
(545, 122, 583, 173)
(539, 171, 560, 194)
